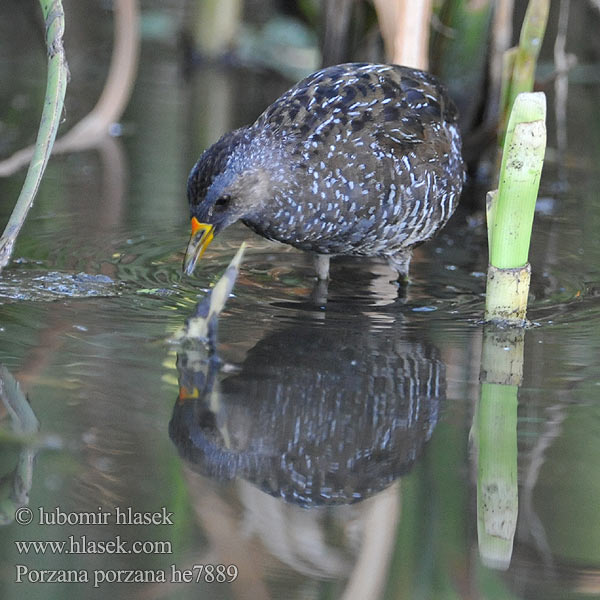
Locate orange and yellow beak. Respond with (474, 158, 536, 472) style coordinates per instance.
(183, 217, 215, 276)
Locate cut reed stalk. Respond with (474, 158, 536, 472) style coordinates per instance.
(485, 92, 546, 325)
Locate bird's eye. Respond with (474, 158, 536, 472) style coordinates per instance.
(214, 195, 232, 210)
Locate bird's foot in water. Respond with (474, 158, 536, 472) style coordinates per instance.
(393, 274, 410, 299)
(387, 252, 412, 297)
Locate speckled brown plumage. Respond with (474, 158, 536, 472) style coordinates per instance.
(187, 63, 465, 278)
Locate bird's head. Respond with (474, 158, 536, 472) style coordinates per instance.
(183, 131, 271, 276)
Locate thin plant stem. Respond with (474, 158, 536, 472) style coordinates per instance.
(553, 0, 570, 182)
(498, 0, 549, 145)
(0, 0, 139, 173)
(486, 0, 514, 127)
(0, 0, 68, 271)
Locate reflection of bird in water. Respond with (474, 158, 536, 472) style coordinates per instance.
(183, 62, 464, 280)
(170, 314, 445, 507)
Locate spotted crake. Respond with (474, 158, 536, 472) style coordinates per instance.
(184, 63, 464, 280)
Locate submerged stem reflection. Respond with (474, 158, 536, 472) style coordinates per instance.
(476, 327, 523, 570)
(0, 365, 40, 525)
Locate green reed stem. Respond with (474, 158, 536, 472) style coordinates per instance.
(490, 92, 546, 269)
(485, 92, 546, 324)
(498, 0, 549, 145)
(0, 1, 68, 272)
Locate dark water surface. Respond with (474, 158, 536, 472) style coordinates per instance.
(1, 3, 599, 600)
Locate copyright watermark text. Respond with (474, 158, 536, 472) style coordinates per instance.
(16, 506, 174, 527)
(12, 505, 238, 587)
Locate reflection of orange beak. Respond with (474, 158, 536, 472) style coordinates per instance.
(183, 217, 215, 276)
(177, 385, 199, 403)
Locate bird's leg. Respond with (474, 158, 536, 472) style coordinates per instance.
(314, 254, 331, 280)
(387, 251, 412, 287)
